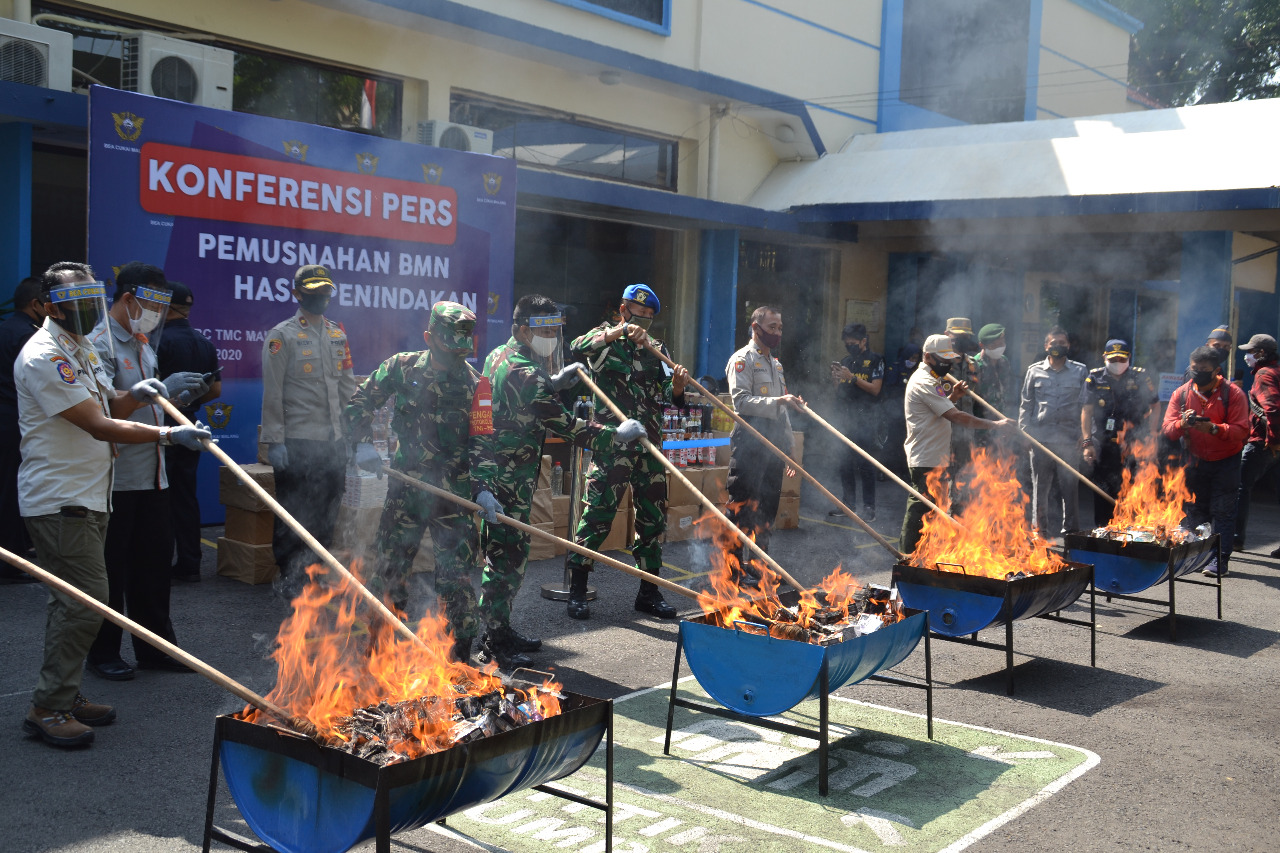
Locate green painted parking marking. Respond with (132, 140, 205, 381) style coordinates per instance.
(440, 678, 1097, 853)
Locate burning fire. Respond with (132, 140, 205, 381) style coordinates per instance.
(695, 508, 901, 641)
(910, 448, 1068, 578)
(241, 563, 561, 762)
(1100, 433, 1194, 535)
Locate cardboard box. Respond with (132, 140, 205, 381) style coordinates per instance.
(538, 455, 552, 491)
(790, 431, 805, 465)
(223, 506, 274, 546)
(551, 494, 572, 526)
(257, 426, 269, 465)
(781, 470, 801, 497)
(667, 467, 704, 507)
(219, 463, 276, 513)
(700, 466, 729, 503)
(216, 537, 278, 584)
(529, 488, 554, 524)
(774, 497, 801, 530)
(712, 431, 733, 466)
(553, 524, 570, 556)
(342, 472, 389, 509)
(334, 505, 384, 553)
(527, 522, 558, 561)
(664, 505, 702, 542)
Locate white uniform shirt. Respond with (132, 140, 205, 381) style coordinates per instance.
(91, 315, 166, 491)
(15, 318, 115, 516)
(904, 362, 957, 469)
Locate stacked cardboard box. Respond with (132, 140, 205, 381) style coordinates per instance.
(775, 430, 804, 529)
(217, 464, 278, 584)
(664, 504, 702, 542)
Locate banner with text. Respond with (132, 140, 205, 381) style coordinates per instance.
(89, 87, 517, 521)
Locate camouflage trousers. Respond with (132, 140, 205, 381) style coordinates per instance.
(479, 470, 537, 633)
(371, 470, 481, 642)
(567, 444, 666, 572)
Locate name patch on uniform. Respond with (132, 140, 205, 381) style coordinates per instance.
(268, 340, 282, 355)
(51, 356, 75, 385)
(470, 376, 494, 436)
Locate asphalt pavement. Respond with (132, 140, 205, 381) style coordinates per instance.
(1, 467, 1278, 852)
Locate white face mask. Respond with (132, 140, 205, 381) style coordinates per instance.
(128, 302, 163, 335)
(1245, 353, 1259, 369)
(984, 345, 1005, 359)
(1106, 361, 1128, 376)
(530, 334, 559, 358)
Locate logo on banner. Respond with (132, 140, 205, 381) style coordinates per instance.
(204, 402, 233, 430)
(482, 173, 502, 196)
(487, 293, 500, 315)
(283, 140, 309, 161)
(355, 152, 379, 175)
(51, 356, 76, 385)
(423, 163, 443, 184)
(113, 112, 144, 142)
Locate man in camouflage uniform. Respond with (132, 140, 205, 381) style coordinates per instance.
(565, 283, 690, 621)
(1081, 339, 1157, 525)
(347, 302, 504, 661)
(476, 294, 645, 667)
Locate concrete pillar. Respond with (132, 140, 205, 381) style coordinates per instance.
(695, 229, 739, 379)
(1177, 232, 1233, 372)
(0, 123, 32, 290)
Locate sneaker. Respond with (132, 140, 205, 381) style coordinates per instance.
(1202, 563, 1229, 578)
(70, 693, 116, 726)
(86, 658, 135, 681)
(863, 506, 877, 522)
(827, 509, 844, 518)
(23, 705, 94, 748)
(1270, 547, 1280, 559)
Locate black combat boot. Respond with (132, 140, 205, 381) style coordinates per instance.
(634, 563, 677, 619)
(476, 630, 534, 669)
(451, 635, 474, 663)
(501, 626, 542, 652)
(566, 568, 591, 620)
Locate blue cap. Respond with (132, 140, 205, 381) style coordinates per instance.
(621, 283, 660, 314)
(1103, 339, 1130, 358)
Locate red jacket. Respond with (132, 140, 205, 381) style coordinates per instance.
(1163, 378, 1249, 461)
(1246, 361, 1280, 445)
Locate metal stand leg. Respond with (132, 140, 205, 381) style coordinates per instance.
(1089, 578, 1096, 667)
(1168, 564, 1178, 642)
(202, 722, 223, 853)
(818, 660, 830, 797)
(1005, 619, 1015, 696)
(1216, 567, 1223, 620)
(663, 631, 684, 755)
(924, 630, 934, 741)
(605, 703, 615, 853)
(374, 776, 391, 853)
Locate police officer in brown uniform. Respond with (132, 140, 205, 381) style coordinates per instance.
(260, 265, 357, 580)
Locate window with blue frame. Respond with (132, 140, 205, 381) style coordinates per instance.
(900, 0, 1030, 124)
(547, 0, 668, 32)
(451, 91, 677, 191)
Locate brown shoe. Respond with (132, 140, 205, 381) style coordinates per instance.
(71, 693, 116, 726)
(22, 705, 94, 748)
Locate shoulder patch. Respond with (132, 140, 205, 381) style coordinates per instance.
(734, 361, 745, 373)
(51, 356, 76, 385)
(268, 340, 283, 355)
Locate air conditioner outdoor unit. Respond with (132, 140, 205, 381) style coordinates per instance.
(0, 18, 72, 92)
(121, 31, 233, 110)
(417, 121, 493, 155)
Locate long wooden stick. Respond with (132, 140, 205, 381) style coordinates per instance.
(573, 364, 811, 592)
(638, 340, 907, 559)
(154, 396, 427, 646)
(954, 381, 1117, 506)
(798, 403, 965, 532)
(383, 467, 699, 602)
(0, 546, 319, 741)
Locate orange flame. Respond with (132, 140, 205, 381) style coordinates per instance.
(1104, 433, 1193, 534)
(909, 448, 1068, 578)
(241, 562, 561, 760)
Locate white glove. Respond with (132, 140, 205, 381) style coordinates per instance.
(354, 442, 383, 477)
(170, 421, 212, 451)
(614, 418, 646, 445)
(267, 444, 288, 473)
(475, 490, 503, 523)
(549, 362, 585, 393)
(129, 378, 168, 402)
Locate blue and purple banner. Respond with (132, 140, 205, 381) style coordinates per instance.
(88, 87, 517, 521)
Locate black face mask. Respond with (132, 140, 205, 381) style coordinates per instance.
(53, 301, 103, 336)
(1047, 345, 1067, 359)
(929, 358, 954, 377)
(845, 342, 862, 357)
(1192, 369, 1217, 387)
(299, 294, 330, 315)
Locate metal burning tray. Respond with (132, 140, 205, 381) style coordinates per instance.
(203, 691, 613, 853)
(891, 561, 1095, 694)
(663, 595, 932, 796)
(1064, 531, 1222, 640)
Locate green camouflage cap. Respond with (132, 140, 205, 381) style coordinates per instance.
(428, 301, 477, 352)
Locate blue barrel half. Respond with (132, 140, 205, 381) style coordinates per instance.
(892, 562, 1092, 637)
(679, 609, 926, 717)
(217, 692, 608, 853)
(1064, 532, 1219, 595)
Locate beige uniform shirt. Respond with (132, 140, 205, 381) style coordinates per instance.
(726, 341, 793, 448)
(260, 310, 356, 444)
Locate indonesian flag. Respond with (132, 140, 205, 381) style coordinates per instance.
(360, 80, 377, 130)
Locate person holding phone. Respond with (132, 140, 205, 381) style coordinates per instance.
(156, 281, 221, 583)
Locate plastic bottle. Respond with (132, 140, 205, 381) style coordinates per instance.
(551, 462, 563, 497)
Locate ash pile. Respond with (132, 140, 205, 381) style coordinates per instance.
(1089, 522, 1213, 546)
(744, 585, 902, 646)
(332, 682, 564, 766)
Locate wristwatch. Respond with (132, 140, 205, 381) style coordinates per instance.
(158, 427, 172, 446)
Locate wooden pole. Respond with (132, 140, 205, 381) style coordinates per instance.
(383, 467, 700, 602)
(0, 546, 319, 741)
(956, 381, 1117, 506)
(798, 403, 966, 532)
(637, 340, 908, 558)
(153, 396, 428, 647)
(572, 364, 811, 593)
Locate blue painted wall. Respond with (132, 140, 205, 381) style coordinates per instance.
(0, 123, 32, 292)
(1177, 232, 1233, 373)
(696, 229, 739, 379)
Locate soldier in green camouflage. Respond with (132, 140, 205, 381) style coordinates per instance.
(476, 294, 645, 668)
(347, 302, 504, 662)
(565, 283, 690, 621)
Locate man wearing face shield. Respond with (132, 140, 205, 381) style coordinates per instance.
(15, 262, 211, 748)
(1080, 340, 1158, 525)
(260, 265, 357, 583)
(900, 335, 1011, 553)
(474, 294, 645, 668)
(1019, 327, 1088, 538)
(347, 302, 505, 662)
(565, 284, 690, 621)
(84, 263, 210, 680)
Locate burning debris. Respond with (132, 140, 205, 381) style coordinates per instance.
(1089, 522, 1212, 546)
(1087, 434, 1202, 546)
(741, 585, 903, 645)
(239, 563, 563, 763)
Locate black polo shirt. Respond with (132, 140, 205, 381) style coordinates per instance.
(156, 318, 219, 421)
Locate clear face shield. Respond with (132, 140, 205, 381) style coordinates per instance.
(121, 284, 172, 351)
(47, 279, 113, 362)
(524, 313, 565, 374)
